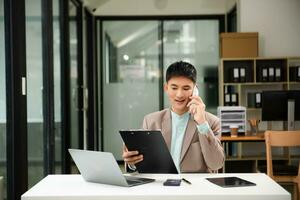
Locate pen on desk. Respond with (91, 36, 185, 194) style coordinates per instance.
(182, 178, 192, 185)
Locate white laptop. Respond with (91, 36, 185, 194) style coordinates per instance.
(68, 149, 155, 187)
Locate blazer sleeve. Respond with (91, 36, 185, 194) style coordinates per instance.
(198, 115, 225, 171)
(142, 116, 148, 129)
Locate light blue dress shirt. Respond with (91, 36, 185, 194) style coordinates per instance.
(170, 111, 211, 172)
(170, 111, 190, 172)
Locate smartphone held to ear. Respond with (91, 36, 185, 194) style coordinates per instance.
(192, 85, 199, 97)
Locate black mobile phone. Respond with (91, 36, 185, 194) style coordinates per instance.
(163, 179, 181, 186)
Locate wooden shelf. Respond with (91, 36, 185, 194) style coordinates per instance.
(221, 57, 256, 61)
(224, 82, 288, 86)
(221, 133, 265, 142)
(289, 81, 300, 84)
(246, 108, 261, 111)
(225, 155, 300, 161)
(219, 57, 300, 173)
(252, 82, 288, 85)
(219, 57, 300, 108)
(221, 56, 296, 61)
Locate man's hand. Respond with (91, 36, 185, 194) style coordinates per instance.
(187, 96, 206, 125)
(122, 146, 143, 165)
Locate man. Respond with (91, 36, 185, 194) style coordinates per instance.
(123, 61, 224, 173)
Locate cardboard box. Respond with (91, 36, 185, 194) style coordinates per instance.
(220, 32, 258, 58)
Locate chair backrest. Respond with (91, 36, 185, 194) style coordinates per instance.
(265, 130, 300, 177)
(265, 131, 300, 147)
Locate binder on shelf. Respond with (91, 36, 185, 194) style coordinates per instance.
(255, 92, 262, 108)
(240, 67, 246, 82)
(247, 93, 256, 108)
(262, 67, 268, 82)
(231, 143, 238, 157)
(298, 66, 300, 81)
(275, 67, 281, 82)
(268, 67, 274, 82)
(231, 93, 238, 106)
(233, 68, 240, 82)
(224, 93, 231, 106)
(289, 67, 297, 81)
(224, 85, 228, 94)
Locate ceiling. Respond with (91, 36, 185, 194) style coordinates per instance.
(84, 0, 235, 16)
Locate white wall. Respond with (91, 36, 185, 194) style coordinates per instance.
(85, 0, 227, 15)
(226, 0, 237, 12)
(239, 0, 300, 57)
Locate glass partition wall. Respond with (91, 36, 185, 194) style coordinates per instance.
(0, 0, 6, 198)
(101, 21, 161, 159)
(68, 0, 84, 161)
(163, 20, 219, 113)
(100, 18, 222, 159)
(69, 0, 80, 151)
(26, 0, 44, 188)
(53, 0, 62, 174)
(2, 0, 84, 196)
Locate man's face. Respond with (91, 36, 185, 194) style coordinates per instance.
(164, 76, 195, 115)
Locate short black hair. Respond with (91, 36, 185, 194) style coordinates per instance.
(166, 61, 197, 83)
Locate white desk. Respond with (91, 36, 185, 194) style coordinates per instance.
(22, 173, 290, 200)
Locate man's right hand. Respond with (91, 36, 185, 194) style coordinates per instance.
(122, 146, 143, 165)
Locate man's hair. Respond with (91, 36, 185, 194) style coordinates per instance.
(166, 61, 197, 83)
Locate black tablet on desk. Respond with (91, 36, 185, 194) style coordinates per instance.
(119, 130, 178, 174)
(206, 177, 256, 188)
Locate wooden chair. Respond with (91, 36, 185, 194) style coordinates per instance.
(265, 130, 300, 200)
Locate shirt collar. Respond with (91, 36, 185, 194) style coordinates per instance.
(170, 109, 190, 120)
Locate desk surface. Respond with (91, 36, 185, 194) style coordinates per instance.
(22, 173, 290, 200)
(221, 133, 265, 142)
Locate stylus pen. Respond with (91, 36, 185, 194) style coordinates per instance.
(182, 178, 192, 185)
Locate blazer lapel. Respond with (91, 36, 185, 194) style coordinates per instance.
(161, 109, 172, 150)
(180, 117, 196, 162)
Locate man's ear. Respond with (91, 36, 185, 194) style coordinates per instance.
(163, 83, 168, 92)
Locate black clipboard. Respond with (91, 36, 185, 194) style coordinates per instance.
(206, 177, 256, 188)
(119, 130, 178, 174)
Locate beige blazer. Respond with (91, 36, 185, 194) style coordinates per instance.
(142, 108, 224, 173)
